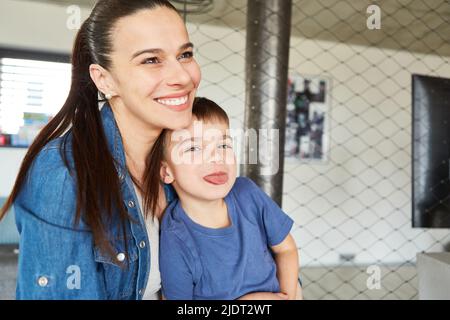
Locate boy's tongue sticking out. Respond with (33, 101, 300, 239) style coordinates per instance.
(203, 172, 229, 185)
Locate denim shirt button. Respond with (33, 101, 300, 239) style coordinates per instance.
(139, 241, 146, 249)
(139, 289, 144, 295)
(128, 200, 135, 208)
(37, 276, 48, 287)
(116, 253, 126, 262)
(118, 172, 125, 181)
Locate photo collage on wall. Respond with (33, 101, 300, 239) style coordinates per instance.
(285, 74, 330, 163)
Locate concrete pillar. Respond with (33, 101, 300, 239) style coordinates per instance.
(241, 0, 292, 205)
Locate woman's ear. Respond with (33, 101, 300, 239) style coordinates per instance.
(160, 162, 174, 184)
(89, 63, 118, 98)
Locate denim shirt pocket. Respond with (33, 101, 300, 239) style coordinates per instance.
(93, 241, 139, 299)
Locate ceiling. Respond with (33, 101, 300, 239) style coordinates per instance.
(15, 0, 450, 56)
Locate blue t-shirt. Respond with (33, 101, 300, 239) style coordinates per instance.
(159, 176, 294, 300)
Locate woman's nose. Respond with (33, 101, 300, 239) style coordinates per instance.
(165, 59, 192, 87)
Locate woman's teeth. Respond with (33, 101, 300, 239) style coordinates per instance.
(156, 96, 188, 106)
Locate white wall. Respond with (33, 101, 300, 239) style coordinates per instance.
(285, 40, 450, 266)
(0, 0, 91, 53)
(0, 148, 27, 197)
(1, 0, 450, 267)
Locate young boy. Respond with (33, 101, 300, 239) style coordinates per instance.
(159, 97, 301, 300)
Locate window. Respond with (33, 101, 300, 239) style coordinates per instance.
(0, 48, 71, 147)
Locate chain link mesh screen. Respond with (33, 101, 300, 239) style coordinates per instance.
(181, 0, 450, 299)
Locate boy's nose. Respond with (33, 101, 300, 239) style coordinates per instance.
(207, 147, 224, 164)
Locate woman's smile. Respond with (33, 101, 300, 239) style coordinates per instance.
(155, 92, 191, 111)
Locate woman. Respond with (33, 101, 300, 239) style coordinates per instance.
(0, 0, 200, 299)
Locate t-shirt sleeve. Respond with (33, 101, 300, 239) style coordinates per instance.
(236, 177, 294, 246)
(159, 230, 195, 300)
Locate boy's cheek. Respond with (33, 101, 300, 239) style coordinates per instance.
(227, 154, 237, 166)
(173, 165, 199, 183)
(225, 154, 238, 168)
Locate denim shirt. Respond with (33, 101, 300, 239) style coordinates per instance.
(14, 103, 176, 299)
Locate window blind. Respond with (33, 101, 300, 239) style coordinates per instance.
(0, 57, 70, 147)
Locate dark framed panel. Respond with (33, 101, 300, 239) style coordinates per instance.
(412, 74, 450, 228)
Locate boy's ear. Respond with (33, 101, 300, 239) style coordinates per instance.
(160, 162, 174, 184)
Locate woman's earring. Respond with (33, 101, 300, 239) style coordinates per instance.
(105, 93, 112, 100)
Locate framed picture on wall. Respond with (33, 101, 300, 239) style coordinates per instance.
(284, 74, 331, 163)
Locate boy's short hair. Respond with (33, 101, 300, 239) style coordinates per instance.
(161, 97, 230, 158)
(192, 97, 229, 126)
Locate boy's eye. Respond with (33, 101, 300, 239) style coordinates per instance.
(179, 51, 194, 60)
(185, 145, 201, 152)
(142, 57, 159, 64)
(219, 144, 233, 149)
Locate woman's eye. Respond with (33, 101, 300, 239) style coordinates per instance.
(142, 57, 159, 64)
(179, 51, 194, 60)
(219, 144, 233, 149)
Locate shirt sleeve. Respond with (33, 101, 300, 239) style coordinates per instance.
(237, 177, 294, 247)
(159, 230, 195, 300)
(14, 159, 108, 300)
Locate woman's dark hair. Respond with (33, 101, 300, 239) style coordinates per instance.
(0, 0, 179, 262)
